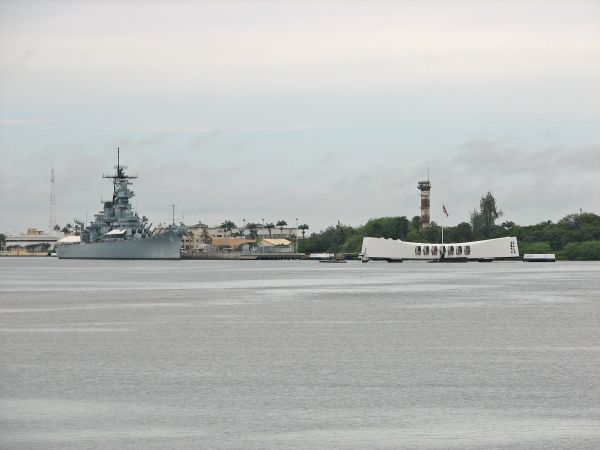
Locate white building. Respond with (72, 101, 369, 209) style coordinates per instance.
(206, 224, 298, 239)
(182, 222, 298, 253)
(360, 236, 519, 262)
(3, 228, 61, 252)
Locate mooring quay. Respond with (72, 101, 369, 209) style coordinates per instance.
(181, 252, 308, 260)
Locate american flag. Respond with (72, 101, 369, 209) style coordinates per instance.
(443, 204, 449, 217)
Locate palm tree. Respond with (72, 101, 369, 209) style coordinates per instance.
(62, 223, 73, 235)
(265, 223, 275, 238)
(276, 220, 287, 238)
(298, 223, 309, 238)
(220, 220, 236, 237)
(245, 223, 258, 240)
(53, 224, 61, 232)
(201, 228, 212, 244)
(74, 224, 81, 236)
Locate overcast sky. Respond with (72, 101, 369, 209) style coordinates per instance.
(1, 0, 599, 234)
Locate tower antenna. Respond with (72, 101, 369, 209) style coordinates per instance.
(49, 165, 56, 234)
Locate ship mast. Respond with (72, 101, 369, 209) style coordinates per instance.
(102, 148, 137, 202)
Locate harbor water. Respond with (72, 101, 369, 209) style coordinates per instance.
(1, 258, 599, 449)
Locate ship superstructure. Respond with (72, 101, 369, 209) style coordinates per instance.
(57, 150, 184, 259)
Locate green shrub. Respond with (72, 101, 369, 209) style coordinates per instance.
(560, 241, 600, 260)
(520, 242, 552, 256)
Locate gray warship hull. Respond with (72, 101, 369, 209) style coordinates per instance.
(57, 233, 181, 259)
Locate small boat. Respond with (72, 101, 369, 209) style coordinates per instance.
(523, 253, 555, 262)
(310, 252, 334, 260)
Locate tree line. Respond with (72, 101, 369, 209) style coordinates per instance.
(218, 220, 309, 240)
(298, 192, 600, 260)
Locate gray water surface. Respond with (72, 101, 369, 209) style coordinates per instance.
(1, 258, 599, 449)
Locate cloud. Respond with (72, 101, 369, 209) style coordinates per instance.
(0, 117, 49, 126)
(1, 1, 599, 232)
(454, 141, 600, 174)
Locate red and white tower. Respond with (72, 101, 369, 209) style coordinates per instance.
(417, 178, 431, 229)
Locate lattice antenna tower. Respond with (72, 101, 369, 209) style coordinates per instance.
(49, 165, 56, 233)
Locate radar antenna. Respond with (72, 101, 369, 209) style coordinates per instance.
(102, 148, 137, 203)
(103, 148, 137, 182)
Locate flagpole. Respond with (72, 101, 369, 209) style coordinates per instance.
(441, 204, 444, 246)
(441, 204, 446, 258)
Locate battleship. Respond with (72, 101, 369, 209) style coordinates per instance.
(56, 151, 185, 259)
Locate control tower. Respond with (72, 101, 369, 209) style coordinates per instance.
(417, 179, 431, 229)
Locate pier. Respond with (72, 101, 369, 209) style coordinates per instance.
(181, 251, 308, 260)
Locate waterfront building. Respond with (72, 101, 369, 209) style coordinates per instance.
(181, 221, 296, 255)
(2, 228, 62, 254)
(205, 225, 297, 239)
(260, 238, 293, 253)
(210, 238, 258, 252)
(181, 222, 211, 251)
(183, 222, 297, 243)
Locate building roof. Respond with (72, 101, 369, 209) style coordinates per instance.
(188, 222, 208, 230)
(211, 238, 257, 247)
(57, 236, 81, 244)
(6, 234, 59, 242)
(262, 238, 291, 246)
